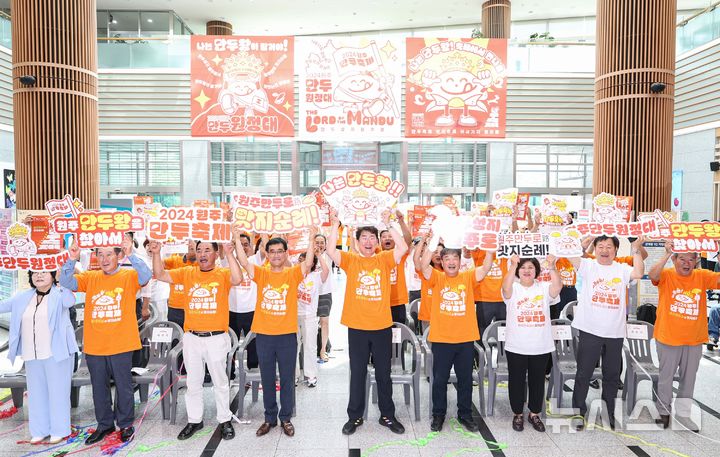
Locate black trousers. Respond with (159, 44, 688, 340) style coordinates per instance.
(572, 330, 624, 416)
(347, 327, 395, 420)
(167, 307, 185, 330)
(431, 342, 474, 418)
(476, 301, 506, 339)
(506, 350, 549, 415)
(86, 351, 135, 429)
(229, 310, 258, 369)
(391, 304, 407, 325)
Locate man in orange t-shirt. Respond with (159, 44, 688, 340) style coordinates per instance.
(472, 249, 508, 337)
(380, 210, 413, 325)
(59, 235, 152, 445)
(649, 240, 720, 431)
(150, 240, 242, 442)
(418, 231, 494, 433)
(412, 238, 444, 330)
(327, 208, 408, 436)
(235, 226, 316, 438)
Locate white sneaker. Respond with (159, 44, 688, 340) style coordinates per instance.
(48, 436, 65, 444)
(30, 436, 47, 444)
(307, 377, 317, 388)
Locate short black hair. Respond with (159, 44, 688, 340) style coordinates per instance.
(379, 229, 389, 237)
(593, 235, 620, 250)
(237, 233, 252, 244)
(28, 270, 57, 289)
(356, 226, 379, 241)
(143, 239, 150, 248)
(440, 248, 462, 259)
(314, 234, 327, 241)
(266, 237, 288, 251)
(515, 258, 541, 279)
(195, 241, 219, 251)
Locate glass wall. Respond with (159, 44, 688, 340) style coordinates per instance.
(677, 6, 720, 55)
(298, 142, 321, 192)
(514, 143, 593, 195)
(96, 9, 192, 39)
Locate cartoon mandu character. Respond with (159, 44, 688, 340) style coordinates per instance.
(333, 72, 388, 116)
(592, 193, 623, 223)
(218, 51, 269, 117)
(419, 52, 494, 127)
(6, 223, 37, 257)
(342, 188, 379, 224)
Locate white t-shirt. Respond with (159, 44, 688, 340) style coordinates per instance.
(572, 258, 633, 338)
(501, 280, 555, 355)
(319, 253, 334, 295)
(298, 270, 325, 317)
(229, 252, 262, 313)
(405, 254, 421, 292)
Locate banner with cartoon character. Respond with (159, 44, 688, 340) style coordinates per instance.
(232, 194, 321, 234)
(147, 207, 231, 243)
(592, 193, 633, 223)
(191, 36, 295, 137)
(491, 187, 517, 228)
(320, 171, 404, 226)
(298, 36, 403, 139)
(548, 227, 583, 258)
(405, 38, 507, 138)
(539, 195, 570, 228)
(0, 222, 69, 271)
(496, 232, 550, 258)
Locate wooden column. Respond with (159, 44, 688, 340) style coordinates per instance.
(481, 0, 511, 39)
(11, 0, 99, 210)
(206, 20, 233, 36)
(594, 0, 676, 212)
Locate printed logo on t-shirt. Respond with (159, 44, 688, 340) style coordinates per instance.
(90, 288, 123, 323)
(591, 277, 622, 309)
(438, 284, 467, 316)
(188, 282, 219, 314)
(559, 268, 575, 286)
(237, 268, 252, 292)
(260, 284, 289, 315)
(669, 288, 701, 320)
(172, 284, 184, 294)
(355, 269, 382, 300)
(390, 266, 398, 285)
(515, 294, 545, 327)
(298, 279, 314, 307)
(487, 260, 502, 279)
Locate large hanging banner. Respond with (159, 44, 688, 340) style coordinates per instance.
(298, 37, 402, 139)
(191, 36, 295, 137)
(405, 38, 507, 138)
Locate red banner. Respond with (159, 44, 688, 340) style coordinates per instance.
(405, 38, 507, 138)
(191, 36, 294, 137)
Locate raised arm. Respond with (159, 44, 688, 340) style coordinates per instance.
(326, 208, 342, 266)
(317, 249, 330, 283)
(232, 225, 254, 279)
(502, 255, 519, 300)
(630, 243, 646, 280)
(301, 227, 318, 277)
(395, 209, 412, 248)
(383, 209, 408, 264)
(223, 242, 243, 286)
(122, 236, 151, 286)
(59, 239, 80, 291)
(149, 241, 173, 283)
(475, 249, 495, 282)
(648, 240, 672, 283)
(418, 231, 434, 280)
(632, 236, 649, 260)
(546, 254, 563, 298)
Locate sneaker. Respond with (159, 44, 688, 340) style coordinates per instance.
(342, 418, 363, 435)
(528, 414, 545, 432)
(430, 415, 445, 432)
(589, 379, 600, 389)
(48, 436, 65, 444)
(571, 417, 585, 431)
(457, 416, 479, 432)
(30, 436, 47, 444)
(512, 415, 524, 432)
(307, 377, 317, 388)
(379, 416, 405, 434)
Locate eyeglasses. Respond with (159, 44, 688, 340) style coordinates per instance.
(268, 249, 286, 255)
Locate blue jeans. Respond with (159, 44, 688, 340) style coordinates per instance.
(255, 333, 297, 423)
(709, 306, 720, 340)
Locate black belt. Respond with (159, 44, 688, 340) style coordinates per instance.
(189, 330, 226, 337)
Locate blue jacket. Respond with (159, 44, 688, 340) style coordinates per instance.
(0, 285, 79, 364)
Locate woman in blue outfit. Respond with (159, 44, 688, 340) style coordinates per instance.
(0, 270, 78, 443)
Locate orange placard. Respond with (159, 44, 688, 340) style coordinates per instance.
(669, 221, 720, 253)
(191, 36, 294, 137)
(30, 216, 64, 254)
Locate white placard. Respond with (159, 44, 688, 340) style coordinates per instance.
(497, 326, 506, 342)
(626, 323, 649, 340)
(392, 327, 402, 343)
(552, 325, 572, 341)
(151, 327, 173, 343)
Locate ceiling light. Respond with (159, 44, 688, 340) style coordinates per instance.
(147, 18, 153, 23)
(112, 20, 117, 24)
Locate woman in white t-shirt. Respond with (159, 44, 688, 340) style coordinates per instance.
(501, 254, 562, 433)
(296, 251, 329, 387)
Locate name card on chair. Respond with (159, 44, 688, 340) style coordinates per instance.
(392, 328, 402, 344)
(552, 325, 572, 341)
(497, 327, 506, 342)
(151, 327, 173, 343)
(626, 324, 649, 340)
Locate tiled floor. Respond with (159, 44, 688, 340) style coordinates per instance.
(2, 272, 720, 457)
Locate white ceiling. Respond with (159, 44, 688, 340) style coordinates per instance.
(13, 0, 712, 36)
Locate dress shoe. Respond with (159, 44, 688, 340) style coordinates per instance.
(220, 421, 235, 440)
(48, 436, 65, 444)
(281, 420, 295, 437)
(177, 422, 204, 440)
(256, 422, 276, 437)
(655, 414, 670, 429)
(458, 416, 479, 432)
(571, 417, 585, 431)
(119, 426, 134, 443)
(30, 436, 47, 444)
(342, 417, 363, 435)
(430, 415, 445, 432)
(512, 415, 524, 432)
(379, 416, 405, 434)
(528, 414, 545, 432)
(85, 428, 115, 445)
(589, 379, 600, 389)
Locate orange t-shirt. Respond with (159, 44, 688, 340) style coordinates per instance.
(169, 266, 231, 332)
(77, 269, 142, 356)
(427, 269, 479, 343)
(472, 250, 507, 302)
(556, 258, 577, 287)
(390, 252, 409, 306)
(340, 250, 396, 330)
(653, 268, 720, 346)
(418, 271, 433, 322)
(164, 254, 195, 309)
(251, 265, 304, 335)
